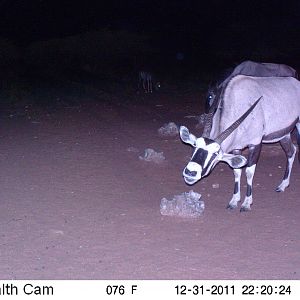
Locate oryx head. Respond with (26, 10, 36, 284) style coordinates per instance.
(180, 97, 261, 185)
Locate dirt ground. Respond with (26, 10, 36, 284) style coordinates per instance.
(0, 88, 299, 280)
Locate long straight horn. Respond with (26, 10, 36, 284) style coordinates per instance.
(214, 96, 262, 144)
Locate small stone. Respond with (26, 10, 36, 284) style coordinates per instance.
(158, 122, 179, 137)
(139, 148, 165, 164)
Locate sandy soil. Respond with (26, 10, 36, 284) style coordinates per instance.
(0, 89, 299, 280)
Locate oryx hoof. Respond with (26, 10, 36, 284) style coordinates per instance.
(275, 187, 284, 192)
(226, 204, 237, 210)
(240, 206, 251, 213)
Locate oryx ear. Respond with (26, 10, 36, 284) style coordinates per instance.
(179, 126, 197, 146)
(221, 153, 247, 168)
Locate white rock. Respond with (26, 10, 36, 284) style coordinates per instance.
(158, 122, 179, 137)
(139, 148, 165, 164)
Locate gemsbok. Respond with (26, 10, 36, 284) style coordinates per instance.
(181, 74, 300, 211)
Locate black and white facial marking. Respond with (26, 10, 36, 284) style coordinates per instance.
(180, 126, 222, 185)
(180, 126, 247, 186)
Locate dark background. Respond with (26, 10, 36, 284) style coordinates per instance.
(0, 0, 299, 107)
(0, 1, 299, 281)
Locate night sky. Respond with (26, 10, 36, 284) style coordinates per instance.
(0, 0, 300, 69)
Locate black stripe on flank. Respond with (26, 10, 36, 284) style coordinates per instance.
(263, 119, 298, 141)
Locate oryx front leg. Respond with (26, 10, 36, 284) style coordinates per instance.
(240, 144, 262, 212)
(227, 168, 242, 209)
(227, 150, 242, 210)
(240, 164, 256, 211)
(276, 134, 296, 192)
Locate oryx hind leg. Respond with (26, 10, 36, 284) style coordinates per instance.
(241, 143, 262, 212)
(276, 134, 296, 192)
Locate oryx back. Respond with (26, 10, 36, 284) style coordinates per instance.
(210, 75, 300, 152)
